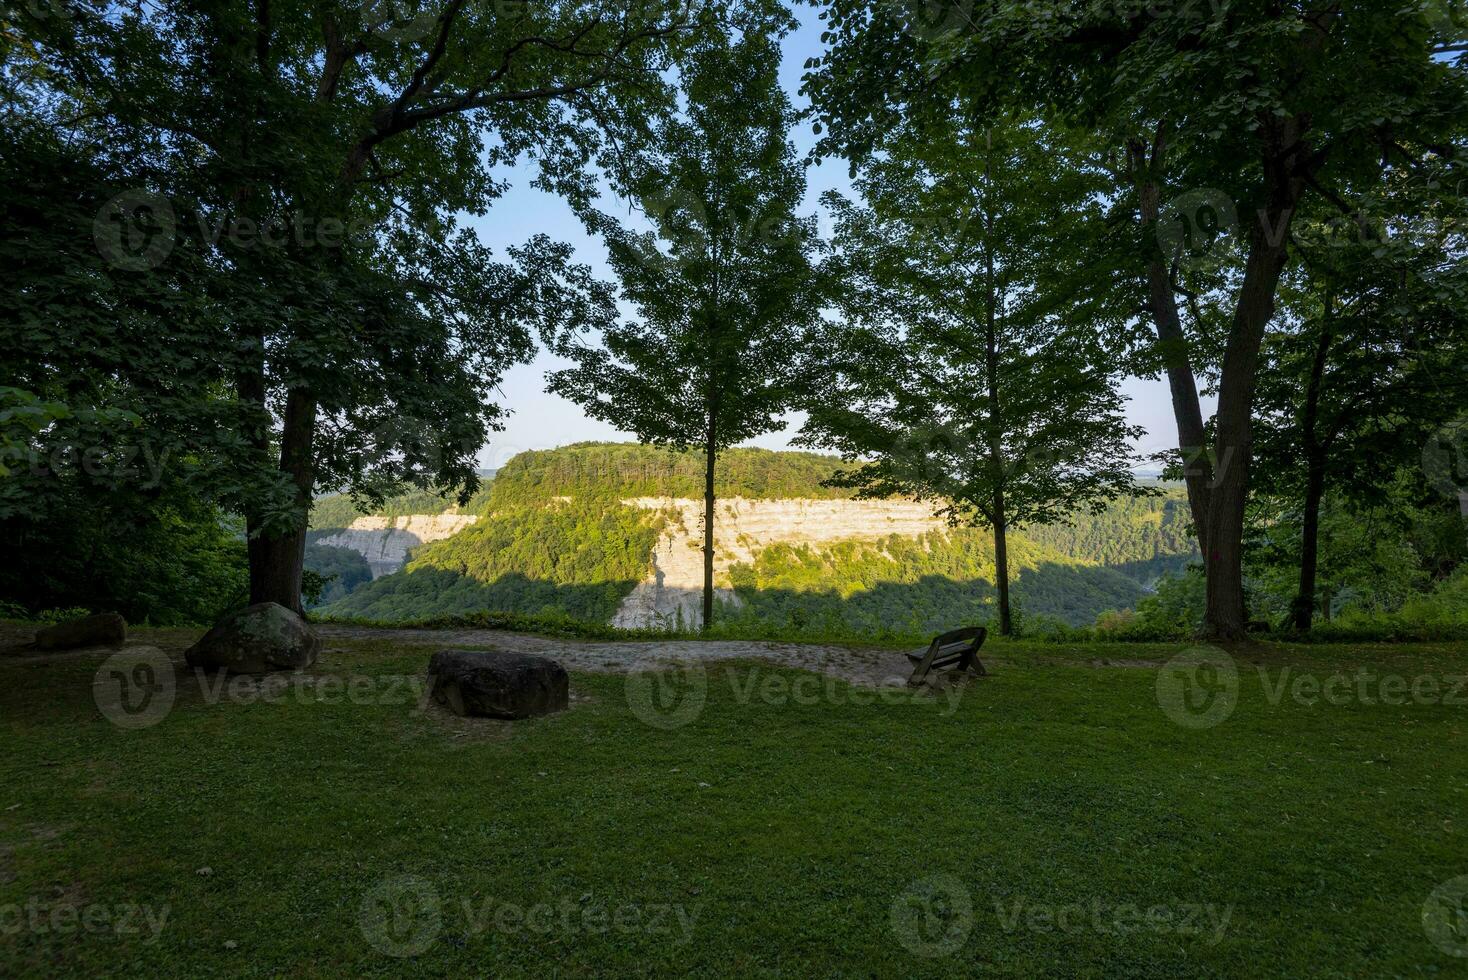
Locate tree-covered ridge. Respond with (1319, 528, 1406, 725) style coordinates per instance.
(301, 544, 373, 608)
(318, 500, 661, 622)
(1018, 484, 1199, 585)
(309, 485, 495, 531)
(724, 529, 1144, 631)
(489, 443, 864, 504)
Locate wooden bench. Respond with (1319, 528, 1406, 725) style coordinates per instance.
(906, 626, 988, 687)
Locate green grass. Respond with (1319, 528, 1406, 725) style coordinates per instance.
(2, 631, 1467, 976)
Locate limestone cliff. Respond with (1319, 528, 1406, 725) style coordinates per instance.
(610, 497, 946, 629)
(311, 514, 479, 578)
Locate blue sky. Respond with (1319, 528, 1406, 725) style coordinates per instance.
(461, 5, 1195, 472)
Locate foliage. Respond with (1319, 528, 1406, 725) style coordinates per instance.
(319, 500, 660, 622)
(1131, 567, 1209, 638)
(0, 486, 247, 627)
(806, 115, 1140, 530)
(549, 19, 819, 459)
(805, 0, 1468, 638)
(1020, 483, 1199, 585)
(7, 0, 727, 609)
(549, 19, 821, 627)
(802, 111, 1144, 633)
(722, 529, 1143, 632)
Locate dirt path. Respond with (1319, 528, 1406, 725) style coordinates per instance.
(317, 624, 921, 687)
(1, 622, 1174, 688)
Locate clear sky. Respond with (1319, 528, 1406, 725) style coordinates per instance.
(461, 5, 1203, 473)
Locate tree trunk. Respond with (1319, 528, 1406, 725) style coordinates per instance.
(247, 386, 318, 615)
(981, 127, 1012, 637)
(991, 501, 1012, 636)
(1291, 461, 1326, 632)
(1201, 245, 1287, 640)
(1131, 135, 1213, 558)
(1290, 318, 1333, 632)
(701, 421, 717, 633)
(1202, 123, 1308, 639)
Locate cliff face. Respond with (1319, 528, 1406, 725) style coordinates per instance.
(311, 514, 479, 578)
(610, 497, 946, 629)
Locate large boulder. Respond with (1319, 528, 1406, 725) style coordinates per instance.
(185, 602, 320, 674)
(428, 649, 569, 720)
(35, 612, 127, 650)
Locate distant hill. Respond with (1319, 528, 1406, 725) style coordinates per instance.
(317, 443, 1198, 632)
(309, 479, 495, 532)
(1018, 484, 1199, 586)
(488, 442, 862, 504)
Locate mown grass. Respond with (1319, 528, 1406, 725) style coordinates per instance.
(1, 630, 1466, 976)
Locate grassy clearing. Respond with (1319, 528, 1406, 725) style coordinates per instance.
(1, 630, 1466, 976)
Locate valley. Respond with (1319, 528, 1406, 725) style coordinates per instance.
(308, 443, 1198, 633)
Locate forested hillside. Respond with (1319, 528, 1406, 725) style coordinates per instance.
(1019, 485, 1199, 585)
(317, 443, 1173, 629)
(489, 443, 863, 503)
(320, 500, 661, 622)
(724, 530, 1144, 635)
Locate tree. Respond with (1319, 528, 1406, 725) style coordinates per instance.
(1252, 192, 1468, 630)
(11, 0, 709, 613)
(802, 114, 1142, 635)
(549, 18, 822, 630)
(806, 0, 1468, 638)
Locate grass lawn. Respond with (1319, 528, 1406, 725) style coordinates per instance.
(2, 629, 1467, 976)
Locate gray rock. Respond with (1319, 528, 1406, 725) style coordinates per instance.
(185, 602, 320, 674)
(428, 649, 569, 720)
(35, 612, 127, 650)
